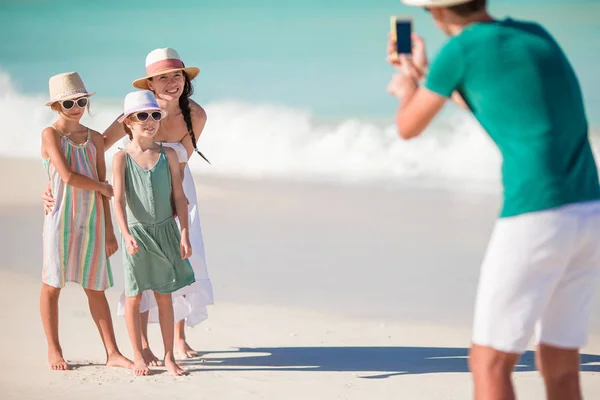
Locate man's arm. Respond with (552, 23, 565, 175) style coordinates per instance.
(395, 87, 447, 140)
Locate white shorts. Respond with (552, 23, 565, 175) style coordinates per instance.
(472, 200, 600, 354)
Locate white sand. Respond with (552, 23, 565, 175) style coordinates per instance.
(1, 157, 600, 399)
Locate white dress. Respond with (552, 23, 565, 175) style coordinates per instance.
(117, 140, 214, 326)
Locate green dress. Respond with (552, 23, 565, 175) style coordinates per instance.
(122, 147, 195, 297)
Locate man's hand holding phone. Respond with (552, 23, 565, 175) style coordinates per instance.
(387, 32, 428, 82)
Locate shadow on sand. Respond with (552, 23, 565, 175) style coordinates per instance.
(182, 346, 600, 379)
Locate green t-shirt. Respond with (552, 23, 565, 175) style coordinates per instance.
(425, 18, 600, 217)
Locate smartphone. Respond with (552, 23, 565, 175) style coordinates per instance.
(390, 16, 412, 58)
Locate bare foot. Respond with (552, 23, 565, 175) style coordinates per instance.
(106, 352, 134, 369)
(175, 340, 201, 359)
(132, 357, 150, 376)
(142, 347, 163, 366)
(165, 355, 187, 376)
(48, 348, 69, 371)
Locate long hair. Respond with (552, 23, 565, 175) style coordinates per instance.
(179, 74, 210, 164)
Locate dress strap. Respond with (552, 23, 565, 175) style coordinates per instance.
(51, 124, 65, 140)
(86, 128, 91, 141)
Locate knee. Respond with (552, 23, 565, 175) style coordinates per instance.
(537, 344, 580, 386)
(544, 366, 579, 387)
(126, 295, 142, 307)
(469, 344, 518, 378)
(84, 288, 106, 299)
(154, 292, 172, 305)
(42, 284, 61, 299)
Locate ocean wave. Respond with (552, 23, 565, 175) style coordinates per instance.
(0, 70, 509, 192)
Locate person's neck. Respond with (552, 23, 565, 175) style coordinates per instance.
(131, 135, 156, 151)
(447, 11, 495, 36)
(157, 96, 181, 117)
(53, 116, 83, 134)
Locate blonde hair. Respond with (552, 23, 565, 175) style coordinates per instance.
(123, 115, 134, 140)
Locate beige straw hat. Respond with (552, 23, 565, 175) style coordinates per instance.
(132, 48, 200, 90)
(45, 72, 95, 106)
(401, 0, 473, 7)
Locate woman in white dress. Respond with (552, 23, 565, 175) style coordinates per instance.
(43, 48, 214, 362)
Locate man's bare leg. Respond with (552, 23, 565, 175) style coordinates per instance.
(469, 344, 520, 400)
(536, 343, 582, 400)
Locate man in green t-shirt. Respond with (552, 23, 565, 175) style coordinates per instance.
(386, 0, 600, 399)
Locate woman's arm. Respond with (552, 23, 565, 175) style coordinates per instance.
(112, 151, 138, 255)
(102, 117, 127, 151)
(42, 128, 112, 197)
(91, 131, 118, 257)
(165, 148, 191, 258)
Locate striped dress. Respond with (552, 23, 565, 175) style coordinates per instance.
(42, 128, 113, 290)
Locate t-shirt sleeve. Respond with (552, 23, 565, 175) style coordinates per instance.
(425, 38, 464, 98)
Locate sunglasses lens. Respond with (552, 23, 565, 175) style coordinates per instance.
(151, 112, 163, 121)
(76, 97, 88, 107)
(62, 100, 75, 109)
(136, 112, 149, 121)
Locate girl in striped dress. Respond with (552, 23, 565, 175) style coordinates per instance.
(41, 72, 132, 371)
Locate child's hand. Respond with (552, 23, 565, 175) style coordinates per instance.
(125, 235, 139, 255)
(100, 181, 114, 199)
(180, 236, 192, 259)
(105, 230, 119, 258)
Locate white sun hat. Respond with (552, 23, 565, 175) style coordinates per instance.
(117, 90, 168, 123)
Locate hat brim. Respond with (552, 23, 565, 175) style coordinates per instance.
(45, 92, 95, 107)
(117, 107, 168, 123)
(401, 0, 473, 7)
(132, 67, 200, 90)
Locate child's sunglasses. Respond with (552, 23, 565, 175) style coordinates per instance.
(133, 111, 163, 122)
(60, 97, 89, 110)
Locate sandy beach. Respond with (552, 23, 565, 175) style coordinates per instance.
(1, 157, 599, 400)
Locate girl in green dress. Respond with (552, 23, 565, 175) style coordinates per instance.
(113, 90, 194, 376)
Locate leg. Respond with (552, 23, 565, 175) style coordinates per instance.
(535, 344, 581, 400)
(40, 283, 68, 370)
(140, 310, 162, 366)
(469, 344, 519, 400)
(83, 289, 133, 369)
(154, 292, 186, 376)
(174, 316, 199, 359)
(471, 211, 576, 399)
(125, 294, 149, 376)
(534, 208, 600, 400)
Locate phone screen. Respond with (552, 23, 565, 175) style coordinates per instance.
(395, 19, 412, 55)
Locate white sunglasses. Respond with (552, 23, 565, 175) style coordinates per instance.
(132, 111, 163, 122)
(60, 97, 89, 110)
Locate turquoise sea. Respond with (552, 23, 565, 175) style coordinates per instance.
(1, 0, 599, 188)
